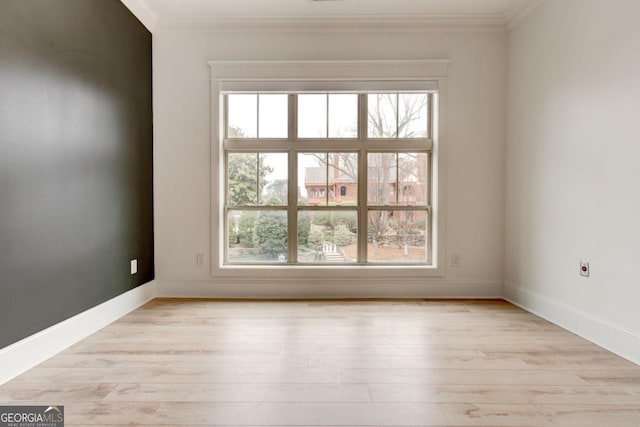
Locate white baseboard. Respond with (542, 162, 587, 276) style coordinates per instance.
(504, 282, 640, 365)
(156, 278, 503, 299)
(0, 280, 157, 385)
(6, 280, 634, 385)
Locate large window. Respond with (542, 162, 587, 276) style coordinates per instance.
(222, 91, 434, 266)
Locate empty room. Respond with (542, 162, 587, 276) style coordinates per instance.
(1, 0, 639, 425)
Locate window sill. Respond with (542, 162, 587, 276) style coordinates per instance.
(213, 263, 445, 279)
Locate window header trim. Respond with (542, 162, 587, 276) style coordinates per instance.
(219, 80, 438, 93)
(210, 60, 449, 83)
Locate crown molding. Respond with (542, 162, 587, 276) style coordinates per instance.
(124, 0, 545, 33)
(504, 0, 545, 29)
(120, 0, 158, 32)
(155, 14, 506, 32)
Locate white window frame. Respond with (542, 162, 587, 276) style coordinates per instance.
(209, 60, 448, 280)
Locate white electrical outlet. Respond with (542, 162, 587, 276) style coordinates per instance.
(451, 254, 461, 268)
(580, 261, 589, 277)
(196, 254, 204, 267)
(130, 259, 138, 275)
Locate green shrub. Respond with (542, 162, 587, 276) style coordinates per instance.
(307, 228, 324, 251)
(334, 224, 352, 246)
(253, 211, 287, 256)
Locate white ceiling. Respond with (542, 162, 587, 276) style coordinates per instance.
(122, 0, 544, 30)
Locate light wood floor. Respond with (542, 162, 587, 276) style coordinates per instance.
(1, 299, 639, 426)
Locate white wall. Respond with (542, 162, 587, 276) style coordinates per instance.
(153, 27, 506, 297)
(505, 0, 640, 362)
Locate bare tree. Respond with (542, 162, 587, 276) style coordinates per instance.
(367, 153, 394, 253)
(368, 94, 428, 138)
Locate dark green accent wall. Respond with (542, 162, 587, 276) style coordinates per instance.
(0, 0, 154, 348)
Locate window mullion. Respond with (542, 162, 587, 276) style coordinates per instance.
(326, 93, 330, 138)
(358, 153, 367, 264)
(288, 151, 298, 264)
(256, 155, 261, 205)
(290, 94, 297, 140)
(325, 153, 329, 206)
(256, 94, 260, 138)
(288, 94, 298, 263)
(358, 94, 367, 142)
(395, 154, 400, 206)
(358, 94, 368, 263)
(395, 93, 400, 138)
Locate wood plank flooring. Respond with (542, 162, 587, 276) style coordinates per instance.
(1, 299, 639, 426)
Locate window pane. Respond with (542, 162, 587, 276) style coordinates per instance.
(228, 153, 287, 206)
(398, 152, 429, 205)
(297, 210, 357, 263)
(259, 94, 288, 138)
(399, 93, 428, 138)
(368, 94, 397, 138)
(228, 210, 288, 263)
(227, 94, 257, 138)
(228, 210, 258, 260)
(298, 153, 327, 206)
(367, 210, 427, 263)
(299, 153, 358, 207)
(298, 94, 327, 138)
(259, 153, 288, 206)
(367, 153, 397, 206)
(328, 94, 358, 138)
(227, 153, 258, 206)
(328, 152, 358, 206)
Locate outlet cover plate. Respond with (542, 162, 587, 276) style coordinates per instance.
(580, 261, 589, 277)
(451, 254, 461, 268)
